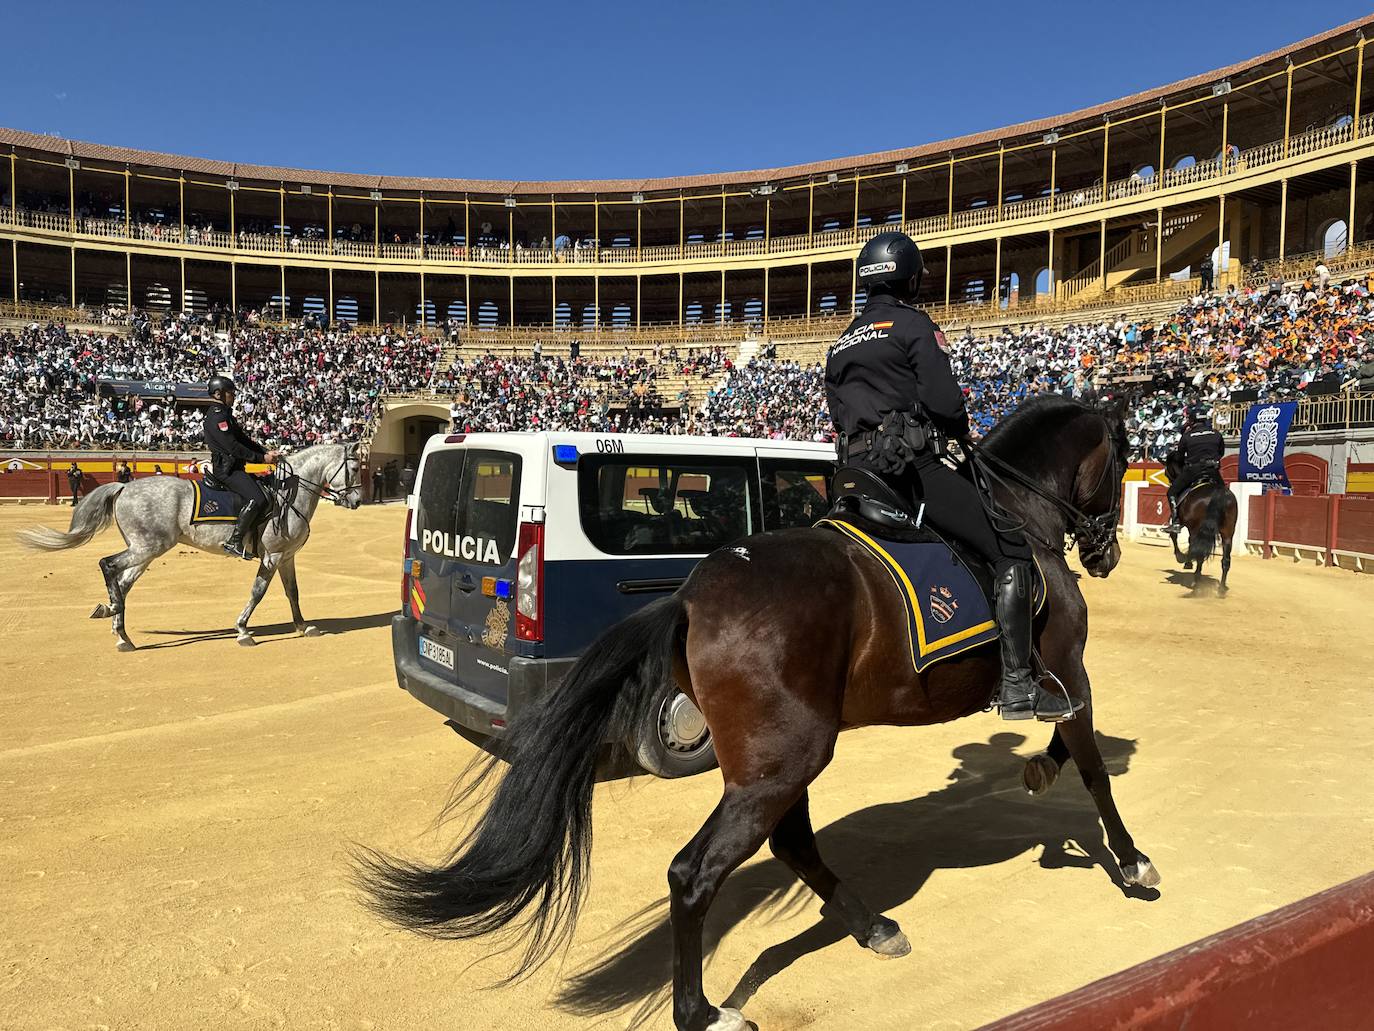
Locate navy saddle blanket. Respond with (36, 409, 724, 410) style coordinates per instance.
(816, 515, 1046, 674)
(190, 479, 241, 523)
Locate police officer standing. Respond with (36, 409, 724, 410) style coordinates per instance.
(204, 374, 280, 560)
(825, 231, 1077, 721)
(1164, 406, 1225, 533)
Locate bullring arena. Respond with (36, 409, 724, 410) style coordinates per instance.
(5, 12, 1374, 1031)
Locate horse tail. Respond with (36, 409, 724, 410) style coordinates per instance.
(354, 592, 686, 978)
(17, 482, 126, 551)
(1189, 485, 1228, 566)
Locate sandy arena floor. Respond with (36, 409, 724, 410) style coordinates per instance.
(2, 502, 1371, 1030)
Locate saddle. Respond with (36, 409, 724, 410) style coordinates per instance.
(191, 471, 293, 526)
(821, 467, 1046, 674)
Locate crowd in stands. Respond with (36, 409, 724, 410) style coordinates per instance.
(441, 345, 732, 434)
(0, 314, 439, 450)
(4, 266, 1374, 459)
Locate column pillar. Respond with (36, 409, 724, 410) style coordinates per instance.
(1101, 119, 1110, 204)
(180, 256, 186, 313)
(1217, 193, 1227, 284)
(1045, 229, 1054, 302)
(1283, 61, 1294, 159)
(944, 244, 952, 308)
(1279, 179, 1289, 261)
(1098, 218, 1107, 296)
(1355, 37, 1367, 141)
(677, 272, 683, 328)
(946, 156, 954, 230)
(327, 189, 333, 252)
(374, 270, 380, 326)
(328, 267, 334, 323)
(69, 246, 75, 308)
(1156, 206, 1164, 283)
(280, 264, 287, 321)
(125, 170, 132, 238)
(805, 261, 812, 318)
(993, 236, 1002, 310)
(67, 162, 75, 233)
(1349, 162, 1358, 252)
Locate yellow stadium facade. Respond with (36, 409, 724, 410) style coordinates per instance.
(4, 17, 1374, 338)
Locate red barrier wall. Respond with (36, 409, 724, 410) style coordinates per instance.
(984, 871, 1374, 1031)
(1245, 493, 1374, 564)
(1335, 495, 1374, 555)
(1136, 486, 1169, 526)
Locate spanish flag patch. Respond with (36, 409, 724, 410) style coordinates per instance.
(872, 321, 894, 329)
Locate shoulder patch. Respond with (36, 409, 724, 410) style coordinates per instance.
(218, 421, 230, 432)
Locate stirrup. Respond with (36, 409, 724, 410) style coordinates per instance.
(222, 539, 254, 560)
(1031, 663, 1084, 724)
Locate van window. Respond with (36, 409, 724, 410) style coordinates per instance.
(417, 449, 464, 543)
(457, 450, 522, 562)
(760, 458, 832, 529)
(579, 456, 755, 555)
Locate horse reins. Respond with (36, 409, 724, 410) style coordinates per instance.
(963, 423, 1122, 559)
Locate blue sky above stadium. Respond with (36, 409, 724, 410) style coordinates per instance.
(4, 1, 1371, 181)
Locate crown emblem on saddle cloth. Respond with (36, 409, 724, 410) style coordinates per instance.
(1245, 405, 1282, 468)
(927, 584, 959, 625)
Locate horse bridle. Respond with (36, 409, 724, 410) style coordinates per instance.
(283, 451, 357, 507)
(967, 422, 1122, 560)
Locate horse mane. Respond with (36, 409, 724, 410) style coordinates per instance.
(981, 394, 1116, 478)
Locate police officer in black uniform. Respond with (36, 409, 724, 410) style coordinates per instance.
(1164, 406, 1225, 533)
(825, 231, 1076, 721)
(204, 374, 280, 560)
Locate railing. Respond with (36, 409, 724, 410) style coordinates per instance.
(4, 112, 1372, 272)
(1214, 391, 1374, 433)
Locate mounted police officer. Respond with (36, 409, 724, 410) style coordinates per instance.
(824, 231, 1077, 722)
(204, 374, 280, 560)
(1164, 405, 1225, 533)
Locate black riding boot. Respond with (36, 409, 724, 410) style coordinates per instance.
(994, 563, 1078, 722)
(222, 498, 262, 560)
(1164, 494, 1182, 534)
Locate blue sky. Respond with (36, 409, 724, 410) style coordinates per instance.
(3, 1, 1370, 181)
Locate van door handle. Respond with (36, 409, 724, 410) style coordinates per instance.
(456, 573, 477, 592)
(617, 577, 686, 594)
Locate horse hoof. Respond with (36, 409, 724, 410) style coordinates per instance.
(115, 640, 135, 653)
(1122, 857, 1161, 888)
(1022, 753, 1060, 796)
(867, 926, 911, 959)
(91, 604, 109, 619)
(301, 625, 321, 638)
(237, 635, 257, 648)
(705, 1007, 748, 1031)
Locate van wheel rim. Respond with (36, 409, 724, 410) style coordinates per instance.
(659, 694, 709, 756)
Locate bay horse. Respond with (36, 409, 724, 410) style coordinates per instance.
(19, 442, 361, 650)
(1166, 472, 1238, 593)
(357, 398, 1157, 1031)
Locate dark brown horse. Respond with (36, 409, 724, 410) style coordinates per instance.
(1168, 479, 1238, 592)
(357, 397, 1157, 1031)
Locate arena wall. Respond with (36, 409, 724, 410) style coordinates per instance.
(984, 871, 1374, 1030)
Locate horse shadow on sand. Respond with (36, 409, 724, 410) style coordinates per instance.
(1161, 568, 1227, 597)
(133, 610, 395, 649)
(556, 730, 1151, 1028)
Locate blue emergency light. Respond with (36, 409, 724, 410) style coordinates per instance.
(553, 444, 580, 466)
(494, 579, 512, 600)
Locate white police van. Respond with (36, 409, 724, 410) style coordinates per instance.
(392, 431, 835, 777)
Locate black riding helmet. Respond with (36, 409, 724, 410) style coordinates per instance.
(207, 374, 236, 400)
(856, 230, 925, 300)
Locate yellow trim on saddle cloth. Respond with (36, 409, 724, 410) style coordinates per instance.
(815, 517, 1046, 671)
(190, 479, 238, 523)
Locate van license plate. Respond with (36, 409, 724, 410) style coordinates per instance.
(418, 635, 455, 670)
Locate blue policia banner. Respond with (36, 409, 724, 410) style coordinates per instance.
(1237, 401, 1298, 487)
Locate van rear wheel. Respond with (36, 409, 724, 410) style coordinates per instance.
(630, 682, 716, 778)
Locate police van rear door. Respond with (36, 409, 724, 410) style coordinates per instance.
(443, 449, 524, 705)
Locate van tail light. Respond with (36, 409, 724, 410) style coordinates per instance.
(515, 521, 544, 642)
(401, 508, 414, 615)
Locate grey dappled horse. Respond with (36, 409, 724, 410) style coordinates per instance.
(19, 442, 362, 650)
